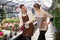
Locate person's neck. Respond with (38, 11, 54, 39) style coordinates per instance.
(36, 9, 41, 14)
(37, 9, 41, 12)
(22, 11, 27, 14)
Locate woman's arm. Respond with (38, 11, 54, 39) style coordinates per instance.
(44, 11, 53, 18)
(46, 17, 53, 26)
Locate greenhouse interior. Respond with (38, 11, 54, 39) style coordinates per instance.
(0, 0, 60, 40)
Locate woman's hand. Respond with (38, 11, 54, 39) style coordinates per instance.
(42, 21, 48, 26)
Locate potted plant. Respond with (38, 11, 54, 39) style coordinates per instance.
(14, 24, 19, 35)
(14, 24, 19, 31)
(0, 27, 3, 37)
(49, 3, 60, 40)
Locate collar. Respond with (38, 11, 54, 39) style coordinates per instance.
(22, 13, 27, 16)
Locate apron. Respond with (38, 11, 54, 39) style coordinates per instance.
(21, 14, 34, 37)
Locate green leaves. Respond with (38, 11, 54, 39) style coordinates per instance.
(49, 5, 60, 30)
(0, 9, 6, 22)
(14, 24, 19, 28)
(2, 18, 20, 23)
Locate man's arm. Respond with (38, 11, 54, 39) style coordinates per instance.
(18, 13, 23, 27)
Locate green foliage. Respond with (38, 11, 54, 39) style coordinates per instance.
(0, 9, 6, 22)
(55, 30, 60, 40)
(49, 3, 60, 40)
(8, 27, 12, 30)
(2, 18, 20, 23)
(14, 24, 19, 28)
(0, 29, 2, 32)
(58, 0, 60, 4)
(49, 6, 60, 30)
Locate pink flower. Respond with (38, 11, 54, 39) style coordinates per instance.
(0, 32, 3, 36)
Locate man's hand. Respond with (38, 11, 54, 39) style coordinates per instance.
(25, 22, 29, 29)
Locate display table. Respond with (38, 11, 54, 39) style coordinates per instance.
(0, 21, 37, 40)
(9, 31, 23, 40)
(1, 30, 23, 40)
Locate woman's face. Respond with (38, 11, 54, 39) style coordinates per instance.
(33, 7, 39, 11)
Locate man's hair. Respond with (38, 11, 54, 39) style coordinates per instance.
(20, 4, 24, 9)
(33, 3, 41, 9)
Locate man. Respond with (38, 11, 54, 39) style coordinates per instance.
(18, 4, 34, 40)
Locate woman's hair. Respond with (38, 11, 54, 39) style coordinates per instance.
(20, 4, 24, 9)
(33, 3, 41, 9)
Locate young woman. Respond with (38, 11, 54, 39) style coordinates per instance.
(18, 4, 34, 40)
(33, 3, 53, 40)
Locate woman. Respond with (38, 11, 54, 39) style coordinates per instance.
(18, 4, 34, 40)
(33, 3, 53, 40)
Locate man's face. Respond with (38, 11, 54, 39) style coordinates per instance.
(21, 6, 27, 13)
